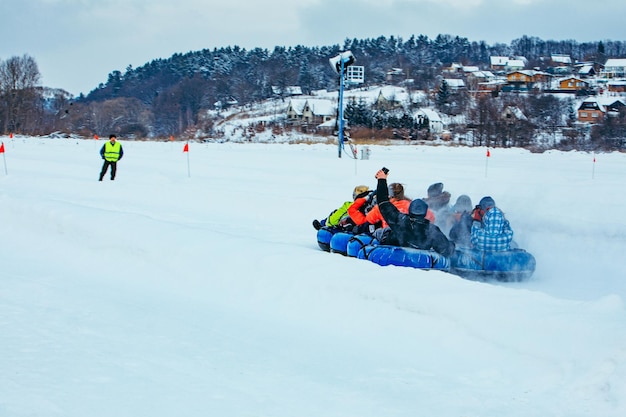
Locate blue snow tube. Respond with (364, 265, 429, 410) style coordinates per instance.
(346, 234, 378, 257)
(317, 227, 338, 252)
(329, 232, 357, 255)
(357, 245, 450, 271)
(450, 248, 536, 282)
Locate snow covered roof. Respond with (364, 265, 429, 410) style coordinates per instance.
(386, 68, 404, 75)
(551, 54, 572, 64)
(304, 99, 335, 116)
(272, 86, 303, 96)
(287, 98, 307, 115)
(578, 97, 626, 112)
(339, 85, 411, 105)
(506, 59, 526, 69)
(469, 70, 495, 79)
(578, 65, 594, 75)
(317, 118, 336, 128)
(558, 76, 587, 83)
(502, 106, 528, 121)
(490, 56, 509, 66)
(509, 69, 549, 77)
(444, 79, 465, 88)
(414, 108, 442, 122)
(604, 58, 626, 68)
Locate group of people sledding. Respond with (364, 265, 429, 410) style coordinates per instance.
(313, 167, 514, 257)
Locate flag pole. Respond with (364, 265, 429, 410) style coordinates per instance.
(485, 148, 490, 178)
(592, 153, 596, 180)
(1, 142, 7, 175)
(183, 142, 190, 177)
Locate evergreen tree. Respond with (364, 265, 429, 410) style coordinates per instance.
(436, 79, 450, 110)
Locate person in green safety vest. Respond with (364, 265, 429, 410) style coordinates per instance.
(98, 134, 124, 181)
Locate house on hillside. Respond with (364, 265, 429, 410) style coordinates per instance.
(414, 108, 444, 133)
(577, 97, 626, 123)
(466, 70, 497, 90)
(286, 98, 335, 127)
(505, 59, 526, 72)
(272, 86, 303, 97)
(490, 56, 527, 72)
(286, 99, 307, 122)
(503, 70, 550, 92)
(301, 99, 335, 125)
(490, 56, 509, 71)
(576, 63, 597, 78)
(462, 66, 480, 74)
(475, 79, 506, 96)
(601, 59, 626, 78)
(558, 77, 589, 92)
(386, 68, 405, 83)
(374, 88, 404, 110)
(551, 54, 572, 66)
(501, 106, 528, 122)
(608, 80, 626, 93)
(443, 63, 463, 74)
(444, 78, 466, 91)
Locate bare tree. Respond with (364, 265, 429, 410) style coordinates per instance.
(0, 54, 41, 133)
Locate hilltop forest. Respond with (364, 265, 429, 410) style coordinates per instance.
(1, 34, 625, 150)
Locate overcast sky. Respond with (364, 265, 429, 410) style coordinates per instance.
(2, 0, 626, 96)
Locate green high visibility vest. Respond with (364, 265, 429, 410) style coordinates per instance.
(103, 141, 122, 162)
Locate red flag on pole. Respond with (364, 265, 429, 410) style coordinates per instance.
(183, 143, 189, 152)
(94, 134, 99, 140)
(486, 149, 491, 157)
(0, 141, 6, 174)
(9, 133, 13, 139)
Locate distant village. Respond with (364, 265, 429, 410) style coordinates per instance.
(248, 54, 626, 150)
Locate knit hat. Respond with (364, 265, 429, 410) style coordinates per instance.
(353, 185, 370, 200)
(408, 198, 428, 217)
(388, 183, 405, 200)
(452, 195, 472, 213)
(427, 182, 444, 198)
(479, 196, 495, 210)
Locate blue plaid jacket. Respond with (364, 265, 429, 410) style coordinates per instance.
(470, 207, 513, 251)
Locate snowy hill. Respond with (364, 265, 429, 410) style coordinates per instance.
(1, 137, 625, 417)
(210, 85, 425, 142)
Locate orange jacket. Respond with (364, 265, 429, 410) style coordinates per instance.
(349, 198, 434, 228)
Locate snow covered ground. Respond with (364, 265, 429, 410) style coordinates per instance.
(1, 136, 625, 417)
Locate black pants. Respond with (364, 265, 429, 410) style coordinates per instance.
(99, 160, 117, 180)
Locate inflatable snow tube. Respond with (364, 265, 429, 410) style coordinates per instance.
(450, 248, 536, 282)
(329, 232, 357, 256)
(357, 245, 450, 271)
(346, 234, 378, 257)
(316, 227, 338, 252)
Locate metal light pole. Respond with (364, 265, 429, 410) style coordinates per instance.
(338, 59, 346, 158)
(329, 51, 355, 158)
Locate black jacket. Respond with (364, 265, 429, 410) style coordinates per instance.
(376, 178, 455, 257)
